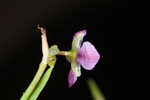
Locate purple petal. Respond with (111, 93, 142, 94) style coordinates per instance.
(72, 30, 87, 51)
(68, 68, 77, 88)
(73, 30, 87, 38)
(77, 41, 100, 70)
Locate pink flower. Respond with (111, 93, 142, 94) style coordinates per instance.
(68, 30, 100, 87)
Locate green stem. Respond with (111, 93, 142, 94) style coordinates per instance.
(57, 51, 72, 56)
(88, 79, 105, 100)
(20, 62, 47, 100)
(29, 66, 54, 100)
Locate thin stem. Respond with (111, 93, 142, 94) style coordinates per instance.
(20, 62, 47, 100)
(88, 79, 105, 100)
(20, 25, 49, 100)
(29, 66, 54, 100)
(57, 51, 72, 56)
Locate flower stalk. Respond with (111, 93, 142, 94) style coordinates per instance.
(20, 26, 50, 100)
(28, 65, 54, 100)
(57, 51, 72, 56)
(20, 63, 47, 100)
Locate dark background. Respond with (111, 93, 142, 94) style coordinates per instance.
(0, 0, 127, 100)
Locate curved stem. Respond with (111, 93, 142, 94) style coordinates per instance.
(20, 62, 47, 100)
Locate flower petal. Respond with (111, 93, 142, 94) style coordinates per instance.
(68, 68, 77, 88)
(77, 41, 100, 70)
(71, 61, 81, 77)
(72, 30, 87, 51)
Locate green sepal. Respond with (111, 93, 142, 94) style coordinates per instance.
(47, 45, 59, 67)
(65, 51, 81, 77)
(65, 50, 74, 63)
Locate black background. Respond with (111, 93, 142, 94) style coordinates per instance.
(0, 0, 127, 100)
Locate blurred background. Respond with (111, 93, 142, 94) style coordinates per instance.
(0, 0, 127, 99)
